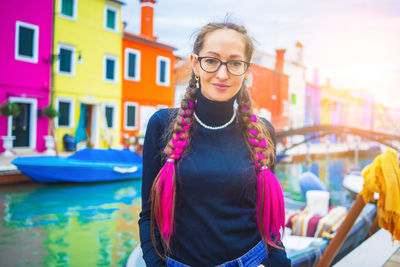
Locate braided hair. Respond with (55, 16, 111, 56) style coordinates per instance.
(150, 21, 285, 258)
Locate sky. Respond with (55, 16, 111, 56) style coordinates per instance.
(122, 0, 400, 109)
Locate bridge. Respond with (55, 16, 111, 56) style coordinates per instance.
(276, 124, 400, 152)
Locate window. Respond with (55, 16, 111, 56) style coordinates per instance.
(156, 56, 171, 86)
(104, 5, 119, 32)
(57, 43, 76, 76)
(104, 104, 116, 129)
(55, 97, 74, 128)
(59, 0, 77, 20)
(103, 54, 118, 83)
(124, 102, 138, 130)
(15, 21, 39, 63)
(291, 93, 297, 105)
(124, 48, 141, 81)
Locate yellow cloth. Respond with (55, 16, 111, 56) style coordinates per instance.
(360, 149, 400, 241)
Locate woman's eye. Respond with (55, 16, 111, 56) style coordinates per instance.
(204, 58, 219, 65)
(230, 61, 243, 67)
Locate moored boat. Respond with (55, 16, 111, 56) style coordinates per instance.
(11, 148, 142, 183)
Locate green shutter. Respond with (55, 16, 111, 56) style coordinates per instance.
(160, 60, 166, 83)
(127, 106, 136, 127)
(128, 53, 136, 78)
(105, 107, 113, 128)
(106, 58, 115, 80)
(18, 26, 34, 57)
(62, 0, 74, 17)
(58, 102, 70, 126)
(59, 48, 72, 73)
(291, 93, 297, 105)
(107, 9, 116, 29)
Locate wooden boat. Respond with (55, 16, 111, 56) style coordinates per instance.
(11, 148, 142, 183)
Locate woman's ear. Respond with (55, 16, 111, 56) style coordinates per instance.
(190, 53, 200, 76)
(244, 63, 253, 81)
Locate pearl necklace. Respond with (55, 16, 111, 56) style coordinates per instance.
(193, 108, 237, 130)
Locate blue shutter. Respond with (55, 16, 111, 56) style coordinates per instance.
(160, 60, 166, 83)
(106, 58, 115, 80)
(128, 53, 136, 78)
(18, 26, 34, 57)
(60, 48, 72, 73)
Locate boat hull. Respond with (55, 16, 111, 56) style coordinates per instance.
(11, 149, 142, 183)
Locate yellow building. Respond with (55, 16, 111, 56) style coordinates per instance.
(52, 0, 124, 151)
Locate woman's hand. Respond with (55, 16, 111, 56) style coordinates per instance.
(258, 265, 265, 267)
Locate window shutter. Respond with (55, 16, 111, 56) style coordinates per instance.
(18, 27, 34, 57)
(59, 102, 70, 126)
(62, 0, 74, 17)
(60, 48, 72, 73)
(106, 59, 115, 80)
(128, 53, 136, 78)
(160, 60, 166, 83)
(107, 9, 116, 29)
(127, 106, 136, 127)
(105, 107, 113, 128)
(292, 93, 297, 105)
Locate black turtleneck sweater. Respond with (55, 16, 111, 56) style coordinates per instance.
(138, 90, 290, 267)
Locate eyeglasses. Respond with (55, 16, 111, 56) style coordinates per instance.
(196, 55, 250, 76)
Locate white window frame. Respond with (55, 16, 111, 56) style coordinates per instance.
(103, 54, 118, 83)
(124, 48, 141, 82)
(57, 43, 76, 76)
(55, 97, 75, 128)
(156, 56, 171, 87)
(124, 102, 138, 131)
(15, 21, 39, 63)
(59, 0, 78, 20)
(104, 5, 119, 33)
(103, 103, 117, 130)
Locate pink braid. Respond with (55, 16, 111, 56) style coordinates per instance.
(249, 120, 285, 246)
(151, 95, 195, 249)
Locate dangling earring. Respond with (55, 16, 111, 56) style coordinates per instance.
(195, 75, 200, 89)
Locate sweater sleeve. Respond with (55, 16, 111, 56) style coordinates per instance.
(138, 112, 167, 267)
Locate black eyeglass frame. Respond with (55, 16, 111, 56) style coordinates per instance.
(195, 55, 250, 76)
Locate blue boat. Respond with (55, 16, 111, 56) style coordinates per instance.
(11, 148, 142, 183)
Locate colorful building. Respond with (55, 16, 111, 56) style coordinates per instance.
(247, 51, 289, 132)
(121, 0, 175, 140)
(52, 0, 124, 151)
(253, 44, 307, 131)
(0, 0, 53, 153)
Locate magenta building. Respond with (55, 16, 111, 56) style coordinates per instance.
(0, 0, 53, 152)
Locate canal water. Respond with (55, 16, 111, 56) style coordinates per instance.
(0, 155, 374, 266)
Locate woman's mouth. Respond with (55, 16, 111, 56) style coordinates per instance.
(212, 83, 230, 91)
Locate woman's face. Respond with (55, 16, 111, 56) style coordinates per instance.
(191, 29, 249, 102)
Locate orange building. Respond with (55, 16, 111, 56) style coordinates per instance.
(121, 0, 175, 143)
(248, 50, 289, 131)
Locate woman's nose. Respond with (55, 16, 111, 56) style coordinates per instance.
(216, 64, 229, 80)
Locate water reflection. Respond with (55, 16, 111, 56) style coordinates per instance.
(0, 156, 376, 266)
(0, 180, 141, 267)
(276, 156, 374, 205)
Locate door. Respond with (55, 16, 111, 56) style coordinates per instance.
(12, 103, 30, 147)
(84, 104, 93, 147)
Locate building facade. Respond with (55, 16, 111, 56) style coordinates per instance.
(0, 0, 53, 153)
(121, 0, 175, 141)
(52, 0, 124, 150)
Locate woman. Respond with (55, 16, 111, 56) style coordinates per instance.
(139, 21, 291, 267)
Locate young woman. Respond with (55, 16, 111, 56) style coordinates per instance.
(139, 21, 291, 267)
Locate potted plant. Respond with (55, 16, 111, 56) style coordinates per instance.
(43, 105, 59, 155)
(0, 100, 20, 156)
